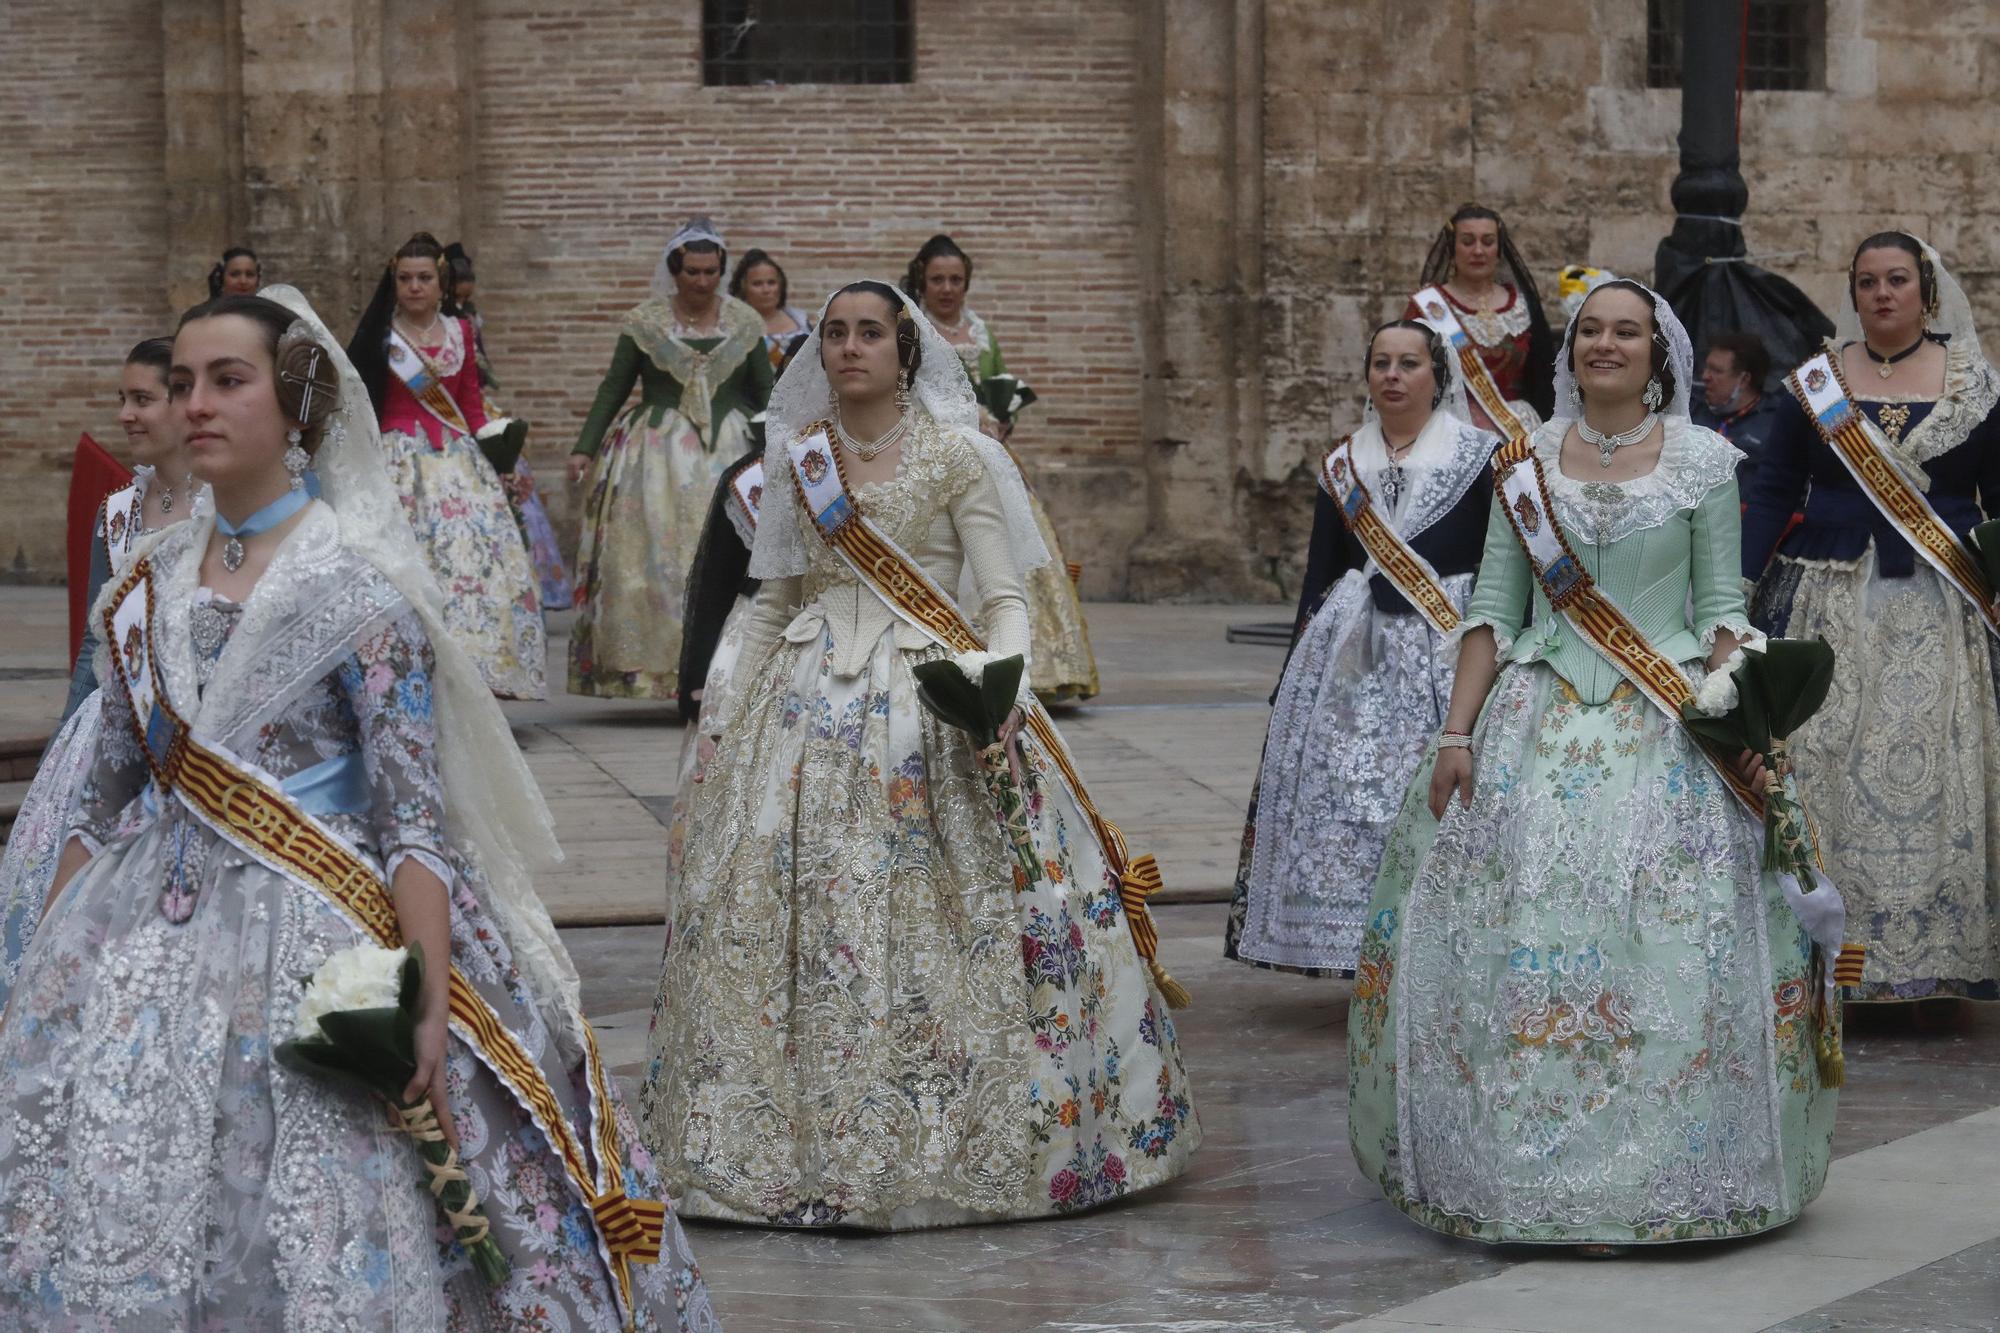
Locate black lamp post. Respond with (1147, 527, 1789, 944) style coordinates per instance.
(1654, 0, 1832, 386)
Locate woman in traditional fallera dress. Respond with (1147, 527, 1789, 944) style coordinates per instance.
(1403, 203, 1556, 427)
(61, 338, 204, 725)
(907, 234, 1101, 704)
(730, 247, 812, 372)
(447, 239, 574, 613)
(640, 282, 1197, 1229)
(1225, 319, 1497, 977)
(1349, 280, 1839, 1246)
(207, 246, 260, 299)
(7, 339, 204, 1013)
(348, 231, 547, 699)
(566, 218, 774, 700)
(0, 289, 717, 1330)
(1744, 233, 2000, 1004)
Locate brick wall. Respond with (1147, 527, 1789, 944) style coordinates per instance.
(469, 0, 1149, 593)
(0, 0, 169, 576)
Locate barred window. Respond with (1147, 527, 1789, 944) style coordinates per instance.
(1646, 0, 1825, 91)
(702, 0, 913, 86)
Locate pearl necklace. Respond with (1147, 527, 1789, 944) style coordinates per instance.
(835, 410, 911, 461)
(1578, 412, 1658, 468)
(394, 311, 444, 346)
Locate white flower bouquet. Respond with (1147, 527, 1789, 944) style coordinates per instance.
(910, 650, 1040, 891)
(276, 942, 510, 1285)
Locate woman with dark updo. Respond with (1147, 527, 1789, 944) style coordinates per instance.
(348, 230, 546, 699)
(0, 287, 717, 1327)
(905, 233, 1100, 703)
(1226, 318, 1496, 979)
(565, 216, 773, 700)
(1403, 203, 1555, 428)
(1744, 231, 2000, 1006)
(207, 246, 261, 298)
(1350, 280, 1840, 1248)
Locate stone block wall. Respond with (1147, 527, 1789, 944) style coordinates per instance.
(1253, 0, 2000, 598)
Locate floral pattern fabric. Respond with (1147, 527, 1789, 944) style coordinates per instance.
(639, 423, 1197, 1228)
(1348, 668, 1838, 1243)
(379, 426, 548, 700)
(1228, 571, 1472, 975)
(569, 406, 746, 700)
(505, 459, 574, 612)
(0, 522, 714, 1330)
(1347, 441, 1838, 1244)
(1021, 488, 1100, 704)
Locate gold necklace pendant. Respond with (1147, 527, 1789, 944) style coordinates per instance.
(1879, 359, 1895, 380)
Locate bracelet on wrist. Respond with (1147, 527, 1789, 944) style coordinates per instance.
(1437, 729, 1473, 750)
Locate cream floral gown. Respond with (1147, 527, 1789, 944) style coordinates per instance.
(639, 413, 1198, 1228)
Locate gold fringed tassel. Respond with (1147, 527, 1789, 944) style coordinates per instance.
(1149, 960, 1192, 1010)
(1116, 853, 1192, 1009)
(1809, 946, 1845, 1089)
(1816, 1025, 1845, 1089)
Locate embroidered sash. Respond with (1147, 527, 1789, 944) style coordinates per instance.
(1489, 437, 1765, 818)
(386, 326, 474, 442)
(1319, 436, 1461, 636)
(1411, 285, 1527, 439)
(100, 481, 145, 565)
(726, 457, 764, 532)
(1787, 351, 2000, 639)
(784, 429, 1187, 1005)
(102, 561, 664, 1317)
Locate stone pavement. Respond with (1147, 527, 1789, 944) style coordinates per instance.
(4, 586, 1997, 1331)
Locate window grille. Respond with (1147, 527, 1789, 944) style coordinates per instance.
(702, 0, 913, 86)
(1646, 0, 1824, 91)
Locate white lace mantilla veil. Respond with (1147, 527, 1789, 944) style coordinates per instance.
(751, 281, 1051, 583)
(650, 216, 726, 300)
(1833, 233, 1986, 367)
(1551, 277, 1696, 422)
(107, 284, 581, 1008)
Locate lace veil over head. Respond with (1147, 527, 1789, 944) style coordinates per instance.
(1833, 232, 1985, 367)
(255, 285, 580, 1006)
(650, 216, 727, 300)
(1552, 277, 1695, 420)
(750, 280, 1050, 582)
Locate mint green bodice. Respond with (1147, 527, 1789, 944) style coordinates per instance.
(1461, 417, 1752, 706)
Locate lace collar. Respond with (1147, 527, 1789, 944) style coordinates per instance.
(145, 506, 406, 747)
(1833, 336, 2000, 467)
(1343, 414, 1494, 543)
(1537, 415, 1741, 545)
(623, 296, 764, 380)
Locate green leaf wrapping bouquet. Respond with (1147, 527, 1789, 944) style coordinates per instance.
(977, 374, 1038, 430)
(276, 942, 510, 1285)
(1963, 517, 2000, 603)
(1680, 637, 1850, 1081)
(910, 651, 1041, 891)
(474, 416, 530, 475)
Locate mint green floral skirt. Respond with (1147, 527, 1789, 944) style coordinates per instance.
(1349, 661, 1838, 1244)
